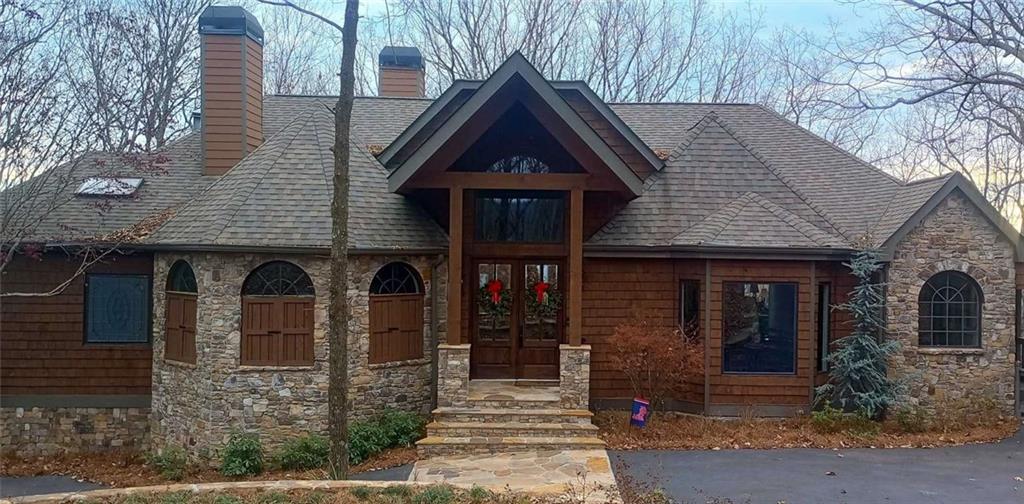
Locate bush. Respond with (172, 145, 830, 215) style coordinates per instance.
(147, 445, 188, 481)
(413, 485, 455, 504)
(348, 410, 427, 466)
(894, 405, 930, 433)
(220, 432, 264, 477)
(349, 487, 373, 501)
(810, 404, 880, 437)
(608, 318, 703, 415)
(274, 434, 329, 471)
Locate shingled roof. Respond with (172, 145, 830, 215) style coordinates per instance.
(10, 83, 1017, 256)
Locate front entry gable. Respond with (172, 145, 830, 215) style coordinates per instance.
(382, 53, 649, 196)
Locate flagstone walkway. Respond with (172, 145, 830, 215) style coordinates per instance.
(409, 449, 618, 502)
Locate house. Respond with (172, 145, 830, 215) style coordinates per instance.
(2, 6, 1022, 458)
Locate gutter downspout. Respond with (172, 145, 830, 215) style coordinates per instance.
(429, 254, 445, 410)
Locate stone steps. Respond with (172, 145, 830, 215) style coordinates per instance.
(425, 420, 599, 438)
(430, 407, 594, 424)
(416, 435, 606, 457)
(464, 398, 563, 410)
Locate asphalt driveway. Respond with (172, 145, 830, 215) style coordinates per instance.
(613, 429, 1023, 504)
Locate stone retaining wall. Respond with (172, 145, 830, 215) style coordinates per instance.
(151, 252, 442, 458)
(0, 406, 150, 456)
(887, 192, 1017, 416)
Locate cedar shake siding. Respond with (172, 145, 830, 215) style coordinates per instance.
(0, 253, 153, 397)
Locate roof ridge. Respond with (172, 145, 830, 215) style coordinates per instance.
(905, 172, 955, 186)
(671, 191, 756, 245)
(707, 113, 854, 244)
(666, 112, 718, 161)
(152, 112, 314, 243)
(752, 104, 904, 186)
(746, 192, 838, 247)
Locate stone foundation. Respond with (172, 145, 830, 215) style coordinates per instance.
(151, 252, 442, 458)
(887, 192, 1017, 416)
(437, 344, 470, 408)
(559, 345, 591, 409)
(0, 406, 150, 456)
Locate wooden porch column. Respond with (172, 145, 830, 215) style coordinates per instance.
(568, 188, 583, 346)
(447, 187, 463, 345)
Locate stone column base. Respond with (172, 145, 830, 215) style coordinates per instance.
(559, 344, 591, 409)
(437, 344, 471, 408)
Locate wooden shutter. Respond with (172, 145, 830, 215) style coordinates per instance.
(241, 296, 314, 366)
(369, 293, 424, 364)
(165, 292, 197, 363)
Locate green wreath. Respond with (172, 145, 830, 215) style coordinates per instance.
(477, 284, 512, 319)
(525, 282, 563, 319)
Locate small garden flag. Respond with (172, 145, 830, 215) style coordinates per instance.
(630, 397, 650, 427)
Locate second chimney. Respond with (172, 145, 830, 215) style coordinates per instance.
(378, 47, 425, 98)
(198, 6, 264, 176)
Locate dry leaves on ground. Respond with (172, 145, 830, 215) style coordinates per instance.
(0, 447, 417, 489)
(595, 411, 1019, 450)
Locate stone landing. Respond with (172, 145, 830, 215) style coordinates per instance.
(416, 380, 605, 457)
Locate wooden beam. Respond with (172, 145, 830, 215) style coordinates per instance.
(568, 188, 583, 346)
(409, 172, 622, 191)
(447, 187, 463, 345)
(704, 259, 711, 414)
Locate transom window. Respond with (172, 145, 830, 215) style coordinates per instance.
(474, 190, 565, 243)
(166, 260, 198, 293)
(486, 155, 551, 174)
(919, 271, 982, 347)
(242, 261, 314, 296)
(370, 262, 423, 295)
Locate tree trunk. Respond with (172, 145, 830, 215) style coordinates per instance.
(328, 0, 359, 480)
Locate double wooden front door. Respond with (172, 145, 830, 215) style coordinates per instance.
(471, 260, 563, 379)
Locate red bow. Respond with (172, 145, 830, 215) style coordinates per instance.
(486, 279, 503, 304)
(533, 281, 549, 304)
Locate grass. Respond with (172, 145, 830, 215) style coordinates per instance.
(595, 410, 1019, 450)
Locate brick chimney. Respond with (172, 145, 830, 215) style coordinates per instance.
(198, 6, 264, 176)
(378, 47, 425, 98)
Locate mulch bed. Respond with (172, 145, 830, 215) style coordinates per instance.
(595, 410, 1020, 450)
(0, 447, 417, 489)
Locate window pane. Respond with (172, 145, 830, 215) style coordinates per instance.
(474, 191, 564, 242)
(477, 263, 512, 341)
(722, 282, 798, 374)
(86, 275, 150, 343)
(680, 281, 700, 334)
(817, 283, 831, 373)
(523, 263, 560, 342)
(919, 271, 982, 347)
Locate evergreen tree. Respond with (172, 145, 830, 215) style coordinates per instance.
(816, 249, 903, 420)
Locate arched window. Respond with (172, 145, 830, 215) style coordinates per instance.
(241, 261, 315, 366)
(919, 271, 982, 347)
(164, 260, 198, 363)
(369, 262, 424, 364)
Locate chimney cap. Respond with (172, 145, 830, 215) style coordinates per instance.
(379, 46, 424, 69)
(199, 6, 264, 44)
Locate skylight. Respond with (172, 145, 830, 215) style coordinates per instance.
(75, 177, 144, 197)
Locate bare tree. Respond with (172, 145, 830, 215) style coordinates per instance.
(256, 0, 358, 480)
(67, 0, 205, 152)
(824, 0, 1024, 226)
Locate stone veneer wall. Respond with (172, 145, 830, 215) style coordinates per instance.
(559, 345, 591, 409)
(0, 406, 150, 456)
(151, 252, 444, 458)
(887, 192, 1017, 416)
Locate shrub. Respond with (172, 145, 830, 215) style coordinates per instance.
(220, 432, 264, 477)
(413, 485, 455, 504)
(894, 405, 930, 433)
(608, 318, 703, 415)
(381, 485, 413, 498)
(468, 486, 491, 502)
(810, 404, 845, 434)
(810, 404, 880, 437)
(349, 487, 373, 501)
(147, 445, 188, 481)
(348, 410, 427, 465)
(274, 434, 329, 471)
(212, 496, 242, 504)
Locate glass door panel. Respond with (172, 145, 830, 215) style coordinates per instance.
(476, 263, 513, 342)
(522, 263, 561, 343)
